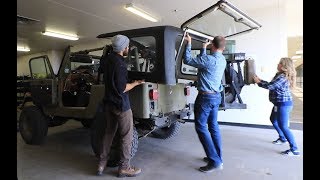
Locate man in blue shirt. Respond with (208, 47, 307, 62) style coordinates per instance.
(184, 34, 226, 172)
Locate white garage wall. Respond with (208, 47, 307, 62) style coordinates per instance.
(50, 50, 64, 74)
(184, 3, 288, 125)
(285, 0, 303, 37)
(220, 4, 288, 125)
(17, 39, 111, 76)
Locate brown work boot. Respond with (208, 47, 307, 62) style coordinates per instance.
(118, 166, 142, 177)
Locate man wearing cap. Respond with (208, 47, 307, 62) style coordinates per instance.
(97, 34, 144, 177)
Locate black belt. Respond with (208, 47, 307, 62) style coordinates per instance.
(198, 91, 217, 95)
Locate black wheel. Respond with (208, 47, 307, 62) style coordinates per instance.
(130, 127, 139, 157)
(19, 106, 48, 145)
(101, 127, 138, 167)
(90, 103, 139, 167)
(151, 121, 181, 139)
(80, 119, 92, 128)
(48, 116, 68, 127)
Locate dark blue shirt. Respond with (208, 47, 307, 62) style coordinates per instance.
(103, 52, 130, 112)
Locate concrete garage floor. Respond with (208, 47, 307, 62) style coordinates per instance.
(17, 121, 303, 180)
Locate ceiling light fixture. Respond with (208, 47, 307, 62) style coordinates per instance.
(17, 46, 30, 52)
(291, 55, 301, 59)
(42, 31, 79, 40)
(125, 3, 158, 22)
(296, 50, 303, 55)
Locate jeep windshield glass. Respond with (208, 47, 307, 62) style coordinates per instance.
(181, 0, 261, 38)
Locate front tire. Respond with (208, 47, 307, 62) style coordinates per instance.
(19, 106, 48, 145)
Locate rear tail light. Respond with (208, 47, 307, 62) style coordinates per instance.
(184, 87, 190, 96)
(149, 89, 159, 100)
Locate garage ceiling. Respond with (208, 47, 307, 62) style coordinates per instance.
(17, 0, 292, 56)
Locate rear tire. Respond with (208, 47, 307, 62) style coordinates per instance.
(151, 121, 181, 139)
(101, 127, 138, 167)
(48, 116, 68, 127)
(19, 106, 48, 145)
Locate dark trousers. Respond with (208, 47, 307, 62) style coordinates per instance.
(99, 104, 133, 169)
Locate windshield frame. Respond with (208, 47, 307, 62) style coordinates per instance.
(180, 0, 262, 38)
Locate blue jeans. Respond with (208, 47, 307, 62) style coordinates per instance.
(194, 93, 222, 166)
(270, 105, 298, 151)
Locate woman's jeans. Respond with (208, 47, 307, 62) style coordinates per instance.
(194, 93, 222, 166)
(270, 105, 298, 151)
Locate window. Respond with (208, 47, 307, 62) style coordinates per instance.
(29, 56, 52, 79)
(125, 36, 157, 72)
(182, 1, 261, 38)
(181, 50, 200, 75)
(176, 35, 236, 76)
(176, 36, 208, 76)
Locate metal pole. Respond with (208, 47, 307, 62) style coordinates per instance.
(175, 30, 188, 62)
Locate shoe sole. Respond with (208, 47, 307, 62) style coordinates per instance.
(118, 174, 139, 178)
(273, 142, 287, 145)
(203, 158, 223, 166)
(281, 153, 300, 157)
(199, 166, 223, 173)
(118, 172, 141, 178)
(96, 169, 104, 176)
(199, 168, 215, 173)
